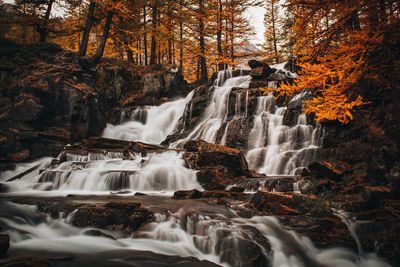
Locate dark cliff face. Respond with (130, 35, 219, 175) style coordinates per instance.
(0, 40, 187, 166)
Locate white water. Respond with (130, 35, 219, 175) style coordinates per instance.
(246, 95, 322, 175)
(176, 72, 251, 144)
(0, 65, 392, 266)
(171, 69, 321, 175)
(103, 92, 193, 144)
(2, 151, 201, 195)
(0, 201, 391, 267)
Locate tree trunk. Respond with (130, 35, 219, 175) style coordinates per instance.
(38, 0, 54, 43)
(150, 0, 158, 65)
(198, 0, 208, 82)
(80, 1, 96, 57)
(143, 5, 148, 66)
(167, 2, 173, 64)
(179, 0, 184, 70)
(271, 0, 279, 64)
(379, 0, 387, 25)
(217, 0, 224, 71)
(93, 11, 113, 64)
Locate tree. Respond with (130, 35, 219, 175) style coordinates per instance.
(265, 0, 400, 124)
(79, 1, 96, 57)
(263, 0, 282, 64)
(149, 0, 158, 65)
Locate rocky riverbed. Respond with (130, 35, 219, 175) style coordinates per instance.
(1, 42, 399, 267)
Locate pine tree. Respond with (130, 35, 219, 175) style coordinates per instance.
(263, 0, 282, 64)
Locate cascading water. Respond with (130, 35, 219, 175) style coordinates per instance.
(0, 201, 391, 267)
(246, 94, 322, 175)
(1, 151, 201, 195)
(0, 64, 392, 267)
(175, 71, 252, 145)
(172, 68, 321, 175)
(103, 92, 193, 144)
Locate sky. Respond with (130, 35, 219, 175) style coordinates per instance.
(3, 0, 266, 44)
(246, 6, 266, 44)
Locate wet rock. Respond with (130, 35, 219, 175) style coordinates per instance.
(10, 93, 43, 122)
(279, 215, 356, 249)
(353, 201, 400, 267)
(250, 191, 330, 216)
(283, 57, 299, 72)
(268, 72, 286, 81)
(0, 183, 9, 193)
(196, 166, 233, 190)
(0, 234, 9, 258)
(202, 190, 248, 201)
(308, 160, 351, 180)
(228, 186, 245, 193)
(71, 202, 153, 231)
(249, 66, 274, 80)
(173, 189, 203, 199)
(388, 164, 400, 194)
(142, 65, 186, 98)
(183, 140, 251, 178)
(9, 149, 30, 163)
(263, 177, 296, 192)
(248, 59, 265, 69)
(220, 236, 271, 267)
(361, 186, 395, 203)
(81, 229, 115, 239)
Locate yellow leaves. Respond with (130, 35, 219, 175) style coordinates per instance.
(304, 92, 365, 124)
(260, 31, 378, 124)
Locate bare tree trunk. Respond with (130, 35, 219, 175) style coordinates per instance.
(37, 0, 54, 42)
(198, 0, 208, 82)
(80, 1, 96, 57)
(143, 5, 148, 66)
(217, 0, 224, 71)
(271, 0, 279, 64)
(93, 11, 113, 64)
(179, 0, 184, 70)
(167, 1, 173, 64)
(150, 0, 158, 65)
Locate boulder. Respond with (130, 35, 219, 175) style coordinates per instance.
(9, 149, 30, 163)
(361, 186, 395, 203)
(248, 59, 265, 69)
(10, 93, 43, 122)
(0, 234, 9, 258)
(173, 189, 203, 199)
(183, 140, 250, 177)
(228, 186, 245, 193)
(183, 140, 251, 189)
(308, 160, 351, 180)
(71, 202, 153, 231)
(249, 66, 273, 80)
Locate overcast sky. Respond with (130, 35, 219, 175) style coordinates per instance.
(3, 0, 266, 44)
(246, 6, 266, 44)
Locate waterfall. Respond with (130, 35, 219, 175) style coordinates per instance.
(101, 67, 321, 176)
(2, 151, 201, 195)
(246, 94, 322, 175)
(182, 73, 252, 144)
(173, 69, 322, 175)
(102, 91, 194, 144)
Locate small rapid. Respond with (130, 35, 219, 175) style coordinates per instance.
(1, 151, 201, 196)
(0, 201, 391, 267)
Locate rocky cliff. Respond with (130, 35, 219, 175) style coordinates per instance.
(0, 39, 187, 168)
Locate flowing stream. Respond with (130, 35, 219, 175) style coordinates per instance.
(0, 201, 390, 267)
(0, 67, 392, 266)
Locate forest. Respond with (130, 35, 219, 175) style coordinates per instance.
(0, 0, 399, 267)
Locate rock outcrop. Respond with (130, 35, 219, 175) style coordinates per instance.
(183, 140, 252, 190)
(0, 40, 187, 169)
